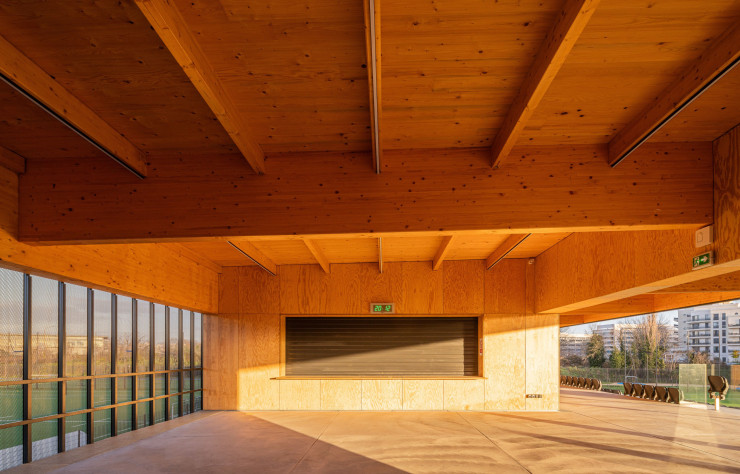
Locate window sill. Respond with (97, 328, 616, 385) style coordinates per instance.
(273, 376, 485, 380)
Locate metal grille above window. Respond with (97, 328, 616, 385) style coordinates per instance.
(285, 317, 478, 376)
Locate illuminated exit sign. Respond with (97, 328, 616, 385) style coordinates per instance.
(370, 303, 395, 314)
(692, 251, 714, 270)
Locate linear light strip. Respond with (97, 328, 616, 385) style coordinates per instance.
(610, 55, 739, 168)
(369, 0, 381, 174)
(0, 72, 145, 179)
(227, 241, 277, 276)
(486, 233, 532, 270)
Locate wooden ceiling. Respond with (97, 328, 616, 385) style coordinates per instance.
(0, 0, 737, 166)
(172, 232, 571, 269)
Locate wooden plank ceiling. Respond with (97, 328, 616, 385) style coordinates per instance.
(0, 0, 737, 163)
(173, 232, 571, 268)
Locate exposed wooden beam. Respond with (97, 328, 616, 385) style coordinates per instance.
(608, 23, 740, 166)
(0, 146, 25, 174)
(432, 236, 455, 270)
(651, 271, 740, 293)
(0, 35, 146, 177)
(227, 241, 277, 276)
(18, 143, 713, 244)
(303, 239, 331, 273)
(486, 234, 530, 270)
(363, 0, 382, 173)
(378, 237, 383, 273)
(134, 0, 265, 174)
(166, 243, 223, 274)
(491, 0, 600, 168)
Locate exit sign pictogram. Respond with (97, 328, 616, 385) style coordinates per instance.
(692, 252, 714, 270)
(370, 303, 395, 314)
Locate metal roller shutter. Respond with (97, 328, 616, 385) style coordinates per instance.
(285, 317, 478, 376)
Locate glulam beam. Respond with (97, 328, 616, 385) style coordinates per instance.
(363, 0, 382, 172)
(0, 35, 146, 177)
(0, 146, 25, 174)
(134, 0, 265, 174)
(608, 23, 740, 166)
(303, 239, 331, 273)
(432, 236, 455, 270)
(486, 234, 530, 270)
(228, 241, 277, 276)
(491, 0, 600, 168)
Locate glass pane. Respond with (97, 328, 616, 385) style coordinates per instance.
(66, 380, 87, 413)
(118, 376, 133, 403)
(31, 419, 58, 461)
(169, 307, 179, 370)
(65, 284, 87, 377)
(182, 310, 191, 369)
(194, 369, 202, 390)
(155, 374, 165, 397)
(170, 396, 179, 419)
(170, 374, 179, 394)
(31, 276, 58, 379)
(194, 391, 202, 411)
(64, 413, 87, 451)
(32, 382, 58, 419)
(116, 296, 133, 374)
(0, 385, 22, 426)
(184, 371, 191, 391)
(0, 268, 24, 382)
(154, 399, 165, 424)
(153, 304, 165, 371)
(117, 405, 133, 435)
(0, 426, 23, 470)
(194, 313, 202, 368)
(137, 402, 150, 429)
(183, 392, 191, 415)
(136, 300, 150, 372)
(93, 291, 112, 376)
(138, 375, 151, 400)
(93, 409, 111, 442)
(94, 378, 111, 408)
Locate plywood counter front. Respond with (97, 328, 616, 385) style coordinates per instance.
(204, 261, 559, 412)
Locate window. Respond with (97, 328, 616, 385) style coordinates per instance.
(0, 267, 205, 467)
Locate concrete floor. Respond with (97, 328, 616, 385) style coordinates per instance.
(10, 389, 740, 473)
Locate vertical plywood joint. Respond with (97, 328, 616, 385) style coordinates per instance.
(378, 237, 383, 273)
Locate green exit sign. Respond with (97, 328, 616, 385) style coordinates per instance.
(692, 251, 714, 270)
(370, 303, 395, 314)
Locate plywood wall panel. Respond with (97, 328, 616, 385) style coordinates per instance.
(399, 262, 444, 314)
(321, 380, 362, 410)
(237, 313, 280, 410)
(485, 259, 527, 314)
(219, 268, 240, 314)
(280, 264, 329, 314)
(203, 313, 238, 410)
(402, 380, 444, 410)
(443, 379, 485, 411)
(525, 313, 559, 411)
(443, 260, 484, 314)
(0, 166, 18, 238)
(483, 314, 526, 411)
(714, 125, 740, 265)
(239, 267, 280, 314)
(362, 380, 403, 410)
(279, 380, 321, 410)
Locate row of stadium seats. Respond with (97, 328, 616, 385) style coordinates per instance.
(560, 375, 602, 390)
(623, 382, 682, 404)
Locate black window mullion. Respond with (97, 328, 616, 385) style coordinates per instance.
(178, 309, 183, 418)
(164, 306, 170, 421)
(131, 299, 138, 430)
(58, 282, 66, 453)
(86, 289, 94, 445)
(110, 295, 117, 437)
(190, 311, 195, 413)
(22, 274, 32, 464)
(149, 303, 154, 425)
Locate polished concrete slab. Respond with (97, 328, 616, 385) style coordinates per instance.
(9, 389, 740, 473)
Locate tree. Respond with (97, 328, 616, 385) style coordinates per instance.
(609, 347, 626, 368)
(629, 314, 670, 369)
(732, 350, 739, 364)
(687, 351, 711, 364)
(586, 333, 606, 367)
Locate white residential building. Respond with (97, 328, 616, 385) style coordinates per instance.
(560, 333, 590, 359)
(594, 323, 636, 358)
(676, 301, 740, 363)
